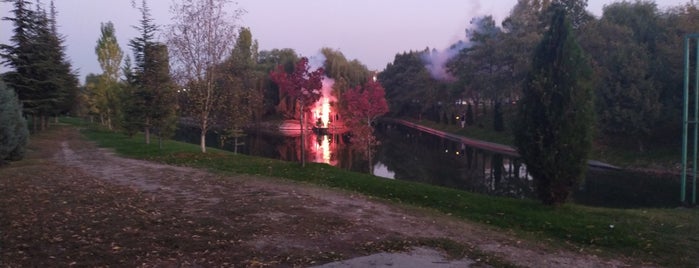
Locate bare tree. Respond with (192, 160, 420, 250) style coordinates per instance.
(165, 0, 244, 153)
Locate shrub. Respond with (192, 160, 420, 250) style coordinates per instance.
(0, 81, 29, 163)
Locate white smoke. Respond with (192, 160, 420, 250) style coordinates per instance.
(421, 40, 472, 81)
(421, 6, 493, 82)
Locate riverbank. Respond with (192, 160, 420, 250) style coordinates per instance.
(25, 119, 697, 266)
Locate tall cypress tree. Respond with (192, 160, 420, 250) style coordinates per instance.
(513, 5, 594, 205)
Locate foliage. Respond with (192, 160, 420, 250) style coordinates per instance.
(341, 79, 389, 128)
(341, 79, 389, 172)
(0, 81, 29, 163)
(513, 6, 594, 205)
(320, 47, 371, 97)
(257, 48, 299, 116)
(166, 0, 244, 153)
(579, 14, 660, 152)
(214, 27, 264, 153)
(269, 57, 324, 167)
(269, 57, 324, 119)
(1, 0, 78, 130)
(94, 21, 124, 130)
(378, 51, 436, 118)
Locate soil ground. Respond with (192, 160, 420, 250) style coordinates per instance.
(0, 125, 646, 267)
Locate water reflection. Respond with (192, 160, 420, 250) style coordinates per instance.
(175, 123, 683, 208)
(376, 124, 536, 200)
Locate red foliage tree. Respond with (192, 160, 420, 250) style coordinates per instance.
(270, 57, 324, 167)
(342, 79, 389, 173)
(342, 79, 389, 128)
(270, 57, 324, 120)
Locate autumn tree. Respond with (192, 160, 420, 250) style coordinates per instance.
(257, 48, 299, 116)
(513, 5, 594, 205)
(166, 0, 244, 153)
(94, 21, 123, 130)
(270, 57, 324, 166)
(341, 79, 389, 173)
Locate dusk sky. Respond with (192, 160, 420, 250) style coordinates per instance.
(0, 0, 692, 82)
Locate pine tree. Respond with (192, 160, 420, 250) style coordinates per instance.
(1, 0, 77, 131)
(513, 5, 594, 205)
(141, 43, 177, 147)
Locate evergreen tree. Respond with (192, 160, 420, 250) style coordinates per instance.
(0, 81, 29, 163)
(125, 0, 177, 145)
(141, 43, 177, 147)
(513, 5, 594, 205)
(1, 0, 77, 131)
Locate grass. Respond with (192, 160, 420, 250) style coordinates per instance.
(67, 118, 698, 267)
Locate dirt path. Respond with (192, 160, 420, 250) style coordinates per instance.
(0, 126, 643, 267)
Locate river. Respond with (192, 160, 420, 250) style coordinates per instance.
(175, 122, 683, 209)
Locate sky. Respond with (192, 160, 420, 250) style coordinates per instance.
(0, 0, 693, 83)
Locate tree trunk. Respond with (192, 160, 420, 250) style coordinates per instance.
(300, 104, 306, 167)
(200, 130, 207, 153)
(145, 118, 151, 145)
(234, 136, 239, 154)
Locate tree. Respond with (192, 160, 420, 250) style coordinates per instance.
(449, 16, 510, 121)
(1, 0, 78, 131)
(0, 81, 29, 163)
(579, 17, 660, 152)
(141, 43, 177, 146)
(215, 27, 263, 153)
(513, 5, 594, 205)
(341, 79, 389, 173)
(94, 21, 123, 130)
(342, 79, 389, 129)
(270, 57, 324, 167)
(378, 51, 436, 119)
(257, 48, 299, 116)
(166, 0, 244, 153)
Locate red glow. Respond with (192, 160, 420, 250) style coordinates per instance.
(310, 77, 335, 128)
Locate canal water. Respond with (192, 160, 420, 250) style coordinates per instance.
(175, 123, 683, 209)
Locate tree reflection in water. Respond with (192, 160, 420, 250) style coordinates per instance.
(176, 123, 682, 208)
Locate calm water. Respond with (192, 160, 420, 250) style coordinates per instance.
(175, 123, 684, 208)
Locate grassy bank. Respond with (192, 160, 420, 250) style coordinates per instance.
(67, 119, 697, 267)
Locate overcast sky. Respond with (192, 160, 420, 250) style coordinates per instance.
(0, 0, 692, 83)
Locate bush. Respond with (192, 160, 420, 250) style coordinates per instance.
(0, 81, 29, 163)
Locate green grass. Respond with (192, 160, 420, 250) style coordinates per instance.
(67, 118, 698, 267)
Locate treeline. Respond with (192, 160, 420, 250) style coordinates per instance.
(1, 0, 78, 131)
(0, 0, 78, 163)
(379, 0, 698, 152)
